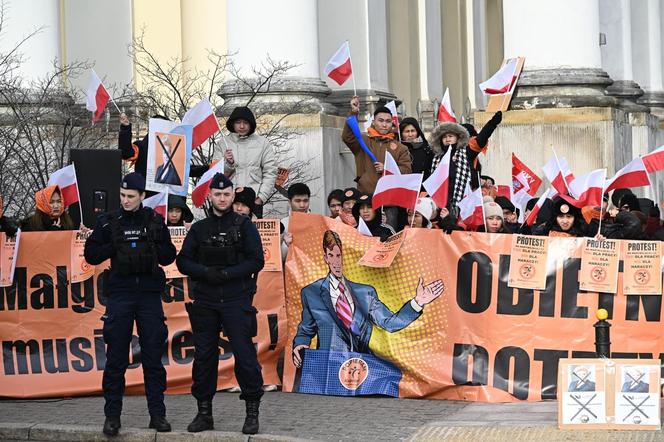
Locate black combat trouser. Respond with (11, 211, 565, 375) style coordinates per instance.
(101, 291, 168, 417)
(187, 297, 264, 402)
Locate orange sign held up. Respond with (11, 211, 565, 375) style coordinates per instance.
(579, 238, 620, 293)
(0, 231, 20, 287)
(253, 219, 282, 272)
(70, 230, 94, 283)
(358, 230, 405, 268)
(622, 241, 662, 295)
(508, 234, 549, 290)
(162, 226, 187, 279)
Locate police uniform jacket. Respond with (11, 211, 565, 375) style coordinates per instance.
(84, 207, 176, 293)
(176, 210, 264, 303)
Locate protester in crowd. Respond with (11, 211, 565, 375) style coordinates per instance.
(431, 206, 464, 233)
(338, 187, 360, 227)
(585, 205, 642, 240)
(342, 97, 412, 195)
(167, 195, 194, 227)
(494, 196, 520, 232)
(518, 196, 554, 235)
(213, 106, 277, 218)
(429, 112, 502, 210)
(533, 198, 586, 237)
(478, 201, 511, 234)
(480, 175, 496, 198)
(118, 113, 208, 181)
(0, 197, 17, 236)
(327, 189, 344, 219)
(281, 183, 311, 261)
(352, 194, 395, 241)
(233, 186, 257, 219)
(21, 185, 76, 232)
(399, 117, 433, 180)
(406, 197, 436, 229)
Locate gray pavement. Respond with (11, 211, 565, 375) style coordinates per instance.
(1, 392, 662, 441)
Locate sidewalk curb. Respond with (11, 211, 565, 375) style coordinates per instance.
(0, 423, 320, 442)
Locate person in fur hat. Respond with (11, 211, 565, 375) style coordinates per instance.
(428, 111, 502, 211)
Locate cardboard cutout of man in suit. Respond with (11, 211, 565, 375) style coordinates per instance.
(292, 230, 445, 367)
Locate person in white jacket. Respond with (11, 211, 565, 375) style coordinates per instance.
(215, 106, 277, 218)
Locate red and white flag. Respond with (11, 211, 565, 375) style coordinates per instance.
(437, 88, 457, 122)
(458, 187, 484, 228)
(372, 173, 423, 210)
(423, 149, 451, 208)
(605, 157, 651, 193)
(542, 156, 574, 197)
(143, 191, 168, 219)
(512, 188, 532, 223)
(523, 189, 551, 227)
(479, 58, 518, 95)
(182, 98, 221, 149)
(383, 152, 401, 176)
(496, 185, 511, 199)
(561, 168, 606, 208)
(191, 160, 225, 208)
(642, 145, 664, 173)
(512, 153, 542, 196)
(85, 69, 110, 124)
(385, 100, 399, 127)
(357, 218, 373, 237)
(47, 164, 80, 207)
(324, 41, 353, 86)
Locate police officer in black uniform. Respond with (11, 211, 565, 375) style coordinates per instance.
(176, 173, 264, 434)
(84, 172, 176, 436)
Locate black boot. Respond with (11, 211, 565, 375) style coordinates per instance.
(148, 415, 172, 432)
(187, 400, 214, 433)
(103, 416, 121, 436)
(242, 400, 260, 435)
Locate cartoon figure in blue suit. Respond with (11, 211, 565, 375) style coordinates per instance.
(292, 230, 445, 367)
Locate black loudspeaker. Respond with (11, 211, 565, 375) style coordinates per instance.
(69, 149, 122, 227)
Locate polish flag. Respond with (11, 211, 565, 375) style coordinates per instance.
(324, 41, 353, 86)
(47, 164, 80, 207)
(560, 168, 607, 208)
(458, 187, 484, 228)
(363, 115, 374, 132)
(605, 157, 651, 193)
(191, 159, 225, 208)
(383, 152, 401, 176)
(542, 156, 574, 197)
(479, 58, 519, 95)
(385, 100, 399, 127)
(143, 191, 168, 219)
(496, 185, 511, 199)
(512, 188, 532, 223)
(642, 145, 664, 173)
(85, 69, 110, 124)
(437, 88, 457, 122)
(357, 218, 373, 237)
(182, 98, 221, 149)
(523, 189, 551, 227)
(512, 153, 542, 196)
(423, 149, 451, 208)
(372, 173, 423, 211)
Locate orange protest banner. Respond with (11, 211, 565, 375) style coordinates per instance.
(283, 213, 664, 402)
(0, 230, 20, 287)
(508, 234, 549, 290)
(253, 219, 282, 272)
(0, 231, 286, 398)
(579, 238, 620, 293)
(162, 226, 187, 279)
(70, 230, 95, 283)
(622, 241, 662, 295)
(358, 229, 405, 268)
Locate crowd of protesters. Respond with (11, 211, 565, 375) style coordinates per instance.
(1, 96, 662, 246)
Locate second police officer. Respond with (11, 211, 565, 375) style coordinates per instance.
(176, 173, 265, 435)
(84, 172, 176, 436)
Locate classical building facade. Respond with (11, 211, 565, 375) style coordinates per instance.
(3, 0, 663, 212)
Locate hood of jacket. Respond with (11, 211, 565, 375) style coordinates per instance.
(428, 122, 470, 155)
(226, 106, 257, 136)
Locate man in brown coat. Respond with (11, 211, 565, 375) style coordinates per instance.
(342, 97, 412, 194)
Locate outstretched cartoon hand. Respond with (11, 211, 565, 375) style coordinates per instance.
(292, 344, 309, 368)
(414, 278, 445, 306)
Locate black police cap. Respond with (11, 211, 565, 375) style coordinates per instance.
(121, 172, 145, 191)
(210, 173, 233, 190)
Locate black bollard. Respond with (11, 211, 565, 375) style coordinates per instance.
(594, 309, 611, 358)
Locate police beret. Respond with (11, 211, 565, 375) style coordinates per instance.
(210, 173, 233, 190)
(121, 172, 145, 191)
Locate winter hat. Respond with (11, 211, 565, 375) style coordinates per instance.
(483, 202, 504, 220)
(552, 198, 580, 217)
(167, 195, 194, 222)
(415, 197, 436, 221)
(494, 196, 515, 213)
(342, 187, 361, 203)
(352, 193, 373, 220)
(121, 172, 145, 191)
(619, 192, 640, 212)
(226, 106, 257, 135)
(482, 195, 494, 204)
(428, 122, 470, 154)
(611, 189, 632, 209)
(233, 186, 256, 214)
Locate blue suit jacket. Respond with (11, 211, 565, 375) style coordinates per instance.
(155, 164, 182, 186)
(293, 274, 421, 354)
(621, 380, 649, 393)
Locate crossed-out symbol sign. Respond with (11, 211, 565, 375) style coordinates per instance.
(572, 370, 592, 389)
(622, 395, 650, 422)
(570, 393, 597, 422)
(157, 132, 181, 179)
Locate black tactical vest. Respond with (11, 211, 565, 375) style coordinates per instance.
(109, 210, 162, 276)
(197, 213, 245, 268)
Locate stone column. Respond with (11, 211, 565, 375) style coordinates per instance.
(502, 0, 617, 109)
(630, 0, 664, 119)
(220, 0, 334, 115)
